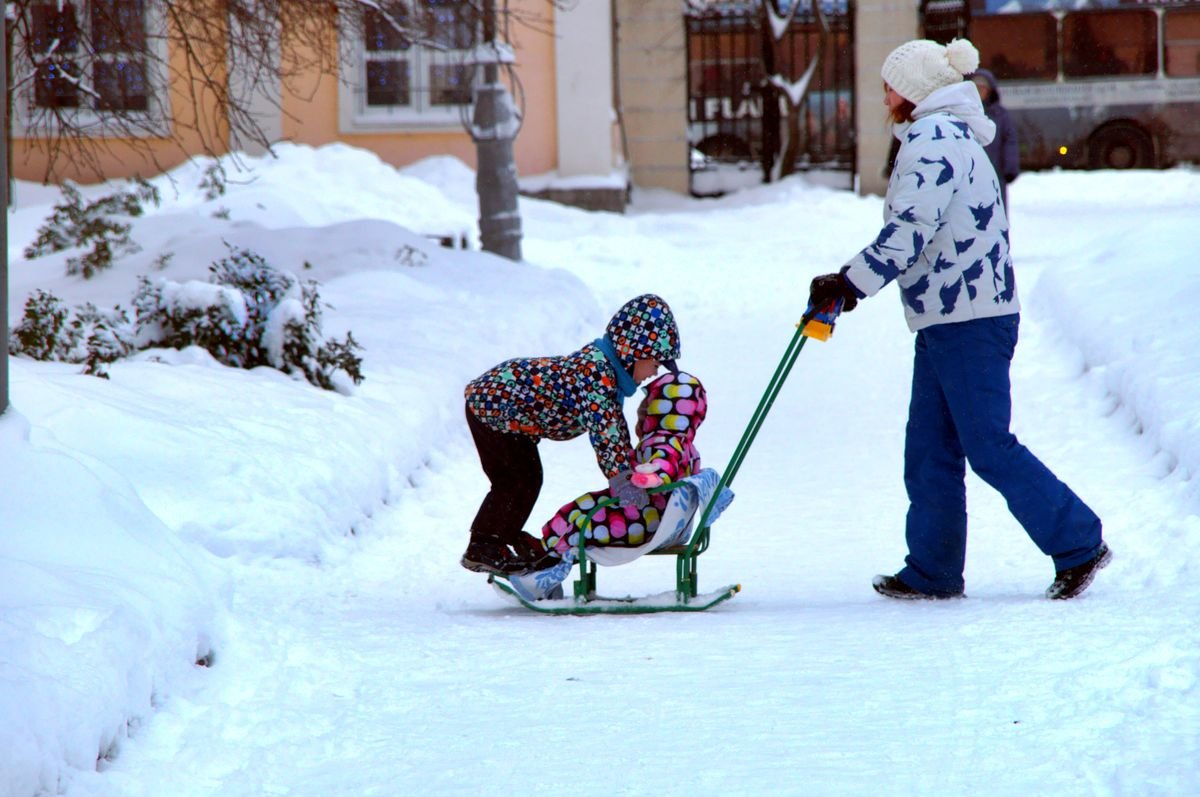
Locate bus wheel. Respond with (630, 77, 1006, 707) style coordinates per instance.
(1088, 125, 1155, 170)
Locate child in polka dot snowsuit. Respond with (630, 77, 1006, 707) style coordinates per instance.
(541, 371, 708, 558)
(461, 294, 682, 577)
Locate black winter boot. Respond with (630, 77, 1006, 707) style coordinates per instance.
(872, 574, 964, 600)
(503, 531, 566, 575)
(1046, 543, 1112, 600)
(460, 538, 523, 576)
(507, 531, 548, 564)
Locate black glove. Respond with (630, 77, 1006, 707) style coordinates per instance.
(809, 272, 859, 314)
(608, 469, 649, 510)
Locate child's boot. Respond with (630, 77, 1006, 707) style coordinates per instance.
(507, 531, 552, 570)
(460, 535, 522, 576)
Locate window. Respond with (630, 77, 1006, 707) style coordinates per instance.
(1063, 10, 1157, 78)
(364, 10, 411, 107)
(91, 0, 149, 111)
(29, 0, 149, 111)
(30, 3, 81, 108)
(921, 0, 968, 45)
(341, 0, 479, 131)
(19, 0, 165, 134)
(1165, 8, 1200, 78)
(972, 13, 1058, 81)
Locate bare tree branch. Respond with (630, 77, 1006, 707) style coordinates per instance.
(9, 0, 558, 183)
(757, 0, 831, 180)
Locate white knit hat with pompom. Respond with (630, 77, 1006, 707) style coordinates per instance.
(881, 38, 980, 104)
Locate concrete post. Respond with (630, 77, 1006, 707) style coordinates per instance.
(614, 0, 689, 194)
(854, 0, 921, 197)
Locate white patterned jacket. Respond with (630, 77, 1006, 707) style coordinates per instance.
(843, 81, 1021, 332)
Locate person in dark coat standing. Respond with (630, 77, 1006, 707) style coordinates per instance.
(970, 68, 1020, 211)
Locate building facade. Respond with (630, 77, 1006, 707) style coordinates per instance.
(10, 0, 920, 204)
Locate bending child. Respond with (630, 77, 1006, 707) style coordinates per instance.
(462, 294, 681, 577)
(541, 371, 708, 561)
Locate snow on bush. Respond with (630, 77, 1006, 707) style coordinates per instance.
(9, 245, 364, 392)
(22, 181, 161, 278)
(8, 291, 134, 377)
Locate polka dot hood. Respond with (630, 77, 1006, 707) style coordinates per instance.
(638, 371, 707, 442)
(604, 294, 681, 373)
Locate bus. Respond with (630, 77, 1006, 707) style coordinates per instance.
(967, 0, 1200, 170)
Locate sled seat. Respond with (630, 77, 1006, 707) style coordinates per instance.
(569, 469, 731, 604)
(489, 468, 736, 614)
(571, 531, 718, 606)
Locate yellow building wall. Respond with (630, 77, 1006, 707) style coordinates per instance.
(12, 11, 231, 184)
(13, 0, 559, 185)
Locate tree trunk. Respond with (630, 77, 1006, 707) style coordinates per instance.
(758, 6, 780, 183)
(473, 66, 523, 262)
(778, 101, 801, 179)
(473, 0, 523, 261)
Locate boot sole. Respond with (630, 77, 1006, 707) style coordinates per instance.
(461, 555, 538, 577)
(460, 556, 510, 576)
(873, 586, 965, 600)
(872, 575, 964, 601)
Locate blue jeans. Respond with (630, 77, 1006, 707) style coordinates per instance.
(899, 315, 1103, 596)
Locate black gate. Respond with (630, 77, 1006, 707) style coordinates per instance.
(686, 1, 856, 195)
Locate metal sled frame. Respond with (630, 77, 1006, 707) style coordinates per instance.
(491, 321, 817, 614)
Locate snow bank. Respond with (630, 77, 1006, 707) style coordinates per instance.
(1023, 169, 1200, 503)
(0, 408, 223, 797)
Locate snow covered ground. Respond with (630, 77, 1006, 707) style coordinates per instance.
(3, 144, 1198, 797)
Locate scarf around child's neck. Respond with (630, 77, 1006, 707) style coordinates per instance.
(594, 335, 638, 399)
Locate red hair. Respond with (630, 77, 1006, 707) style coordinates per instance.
(888, 98, 916, 125)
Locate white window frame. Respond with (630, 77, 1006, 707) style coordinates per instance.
(12, 0, 171, 138)
(338, 2, 479, 133)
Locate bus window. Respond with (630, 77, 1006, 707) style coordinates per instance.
(1063, 10, 1157, 78)
(971, 13, 1057, 81)
(1165, 8, 1200, 77)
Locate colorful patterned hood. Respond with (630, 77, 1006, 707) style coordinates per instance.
(638, 372, 707, 442)
(604, 294, 681, 372)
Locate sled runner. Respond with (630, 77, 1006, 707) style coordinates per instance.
(489, 301, 840, 615)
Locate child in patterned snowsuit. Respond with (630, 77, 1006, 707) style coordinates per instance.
(540, 371, 707, 559)
(462, 294, 681, 576)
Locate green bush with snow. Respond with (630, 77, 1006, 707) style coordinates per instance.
(22, 181, 161, 278)
(10, 246, 364, 392)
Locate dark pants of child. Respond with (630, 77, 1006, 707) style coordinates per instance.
(465, 403, 543, 546)
(900, 314, 1103, 597)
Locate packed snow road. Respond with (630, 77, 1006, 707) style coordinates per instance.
(63, 173, 1199, 797)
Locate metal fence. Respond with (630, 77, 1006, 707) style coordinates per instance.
(685, 2, 856, 195)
